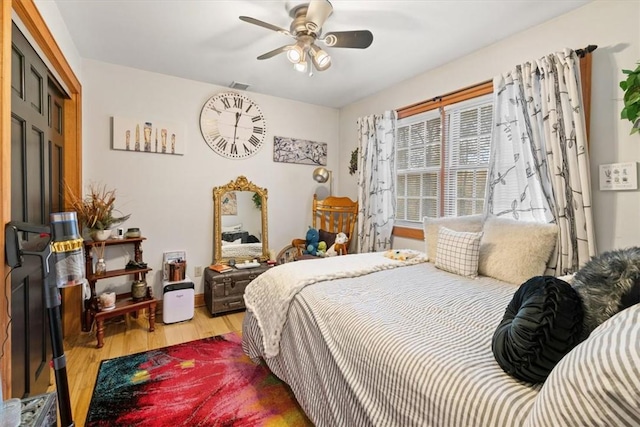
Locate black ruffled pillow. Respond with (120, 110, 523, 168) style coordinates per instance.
(492, 276, 583, 383)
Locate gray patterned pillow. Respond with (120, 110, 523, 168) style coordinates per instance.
(524, 304, 640, 426)
(435, 226, 483, 277)
(423, 215, 484, 262)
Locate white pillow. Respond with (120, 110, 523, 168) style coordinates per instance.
(423, 214, 484, 262)
(222, 223, 243, 232)
(221, 238, 242, 246)
(524, 304, 640, 426)
(478, 216, 557, 285)
(434, 226, 483, 277)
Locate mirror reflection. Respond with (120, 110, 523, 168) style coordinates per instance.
(213, 176, 269, 264)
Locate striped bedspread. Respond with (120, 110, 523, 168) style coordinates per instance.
(243, 262, 542, 426)
(244, 251, 427, 358)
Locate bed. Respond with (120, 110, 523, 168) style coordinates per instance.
(220, 241, 263, 259)
(242, 216, 640, 426)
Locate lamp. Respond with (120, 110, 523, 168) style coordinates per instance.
(287, 37, 331, 74)
(286, 43, 304, 64)
(313, 167, 333, 196)
(309, 44, 331, 71)
(292, 48, 308, 73)
(293, 61, 308, 73)
(5, 212, 86, 427)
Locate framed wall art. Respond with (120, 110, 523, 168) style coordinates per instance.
(112, 116, 186, 155)
(273, 136, 327, 166)
(599, 162, 638, 191)
(221, 192, 238, 215)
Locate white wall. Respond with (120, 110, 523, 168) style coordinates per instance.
(82, 59, 339, 296)
(339, 0, 640, 254)
(30, 0, 83, 84)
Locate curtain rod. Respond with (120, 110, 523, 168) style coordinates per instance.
(576, 45, 597, 57)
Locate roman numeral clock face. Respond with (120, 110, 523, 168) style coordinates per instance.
(200, 92, 267, 159)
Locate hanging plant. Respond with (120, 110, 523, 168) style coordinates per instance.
(349, 148, 358, 175)
(620, 62, 640, 135)
(252, 192, 262, 209)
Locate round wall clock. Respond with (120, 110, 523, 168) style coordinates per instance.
(200, 92, 267, 159)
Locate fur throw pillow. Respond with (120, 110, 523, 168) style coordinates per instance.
(478, 216, 558, 285)
(572, 247, 640, 338)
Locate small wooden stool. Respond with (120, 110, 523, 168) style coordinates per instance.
(94, 298, 156, 348)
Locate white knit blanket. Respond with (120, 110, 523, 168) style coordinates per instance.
(244, 251, 427, 358)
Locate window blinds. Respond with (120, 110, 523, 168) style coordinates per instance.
(395, 94, 493, 222)
(396, 111, 441, 222)
(443, 96, 493, 217)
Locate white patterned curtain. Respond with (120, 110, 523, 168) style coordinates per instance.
(487, 49, 596, 274)
(357, 111, 397, 253)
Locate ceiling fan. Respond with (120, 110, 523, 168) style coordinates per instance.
(239, 0, 373, 74)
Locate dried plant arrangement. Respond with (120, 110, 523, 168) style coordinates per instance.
(67, 183, 131, 231)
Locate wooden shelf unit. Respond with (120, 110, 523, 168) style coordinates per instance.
(82, 237, 156, 347)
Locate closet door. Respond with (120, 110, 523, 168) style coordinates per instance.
(10, 21, 65, 398)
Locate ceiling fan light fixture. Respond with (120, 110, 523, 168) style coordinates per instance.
(240, 1, 373, 75)
(294, 60, 308, 73)
(310, 45, 331, 69)
(286, 44, 304, 64)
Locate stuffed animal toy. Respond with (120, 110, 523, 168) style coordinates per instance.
(384, 249, 420, 261)
(317, 241, 327, 257)
(326, 232, 348, 256)
(304, 227, 320, 256)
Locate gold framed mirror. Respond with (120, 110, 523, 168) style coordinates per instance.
(212, 176, 269, 265)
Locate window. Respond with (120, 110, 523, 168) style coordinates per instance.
(395, 92, 493, 223)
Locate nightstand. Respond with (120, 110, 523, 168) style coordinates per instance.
(204, 263, 271, 316)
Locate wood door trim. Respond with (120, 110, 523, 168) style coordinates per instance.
(0, 0, 13, 400)
(1, 0, 83, 398)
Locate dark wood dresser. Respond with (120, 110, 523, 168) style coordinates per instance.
(204, 263, 271, 316)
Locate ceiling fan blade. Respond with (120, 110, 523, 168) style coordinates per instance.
(257, 45, 291, 60)
(323, 30, 373, 49)
(239, 16, 291, 36)
(305, 0, 333, 33)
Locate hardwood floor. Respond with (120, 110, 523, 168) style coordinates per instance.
(47, 307, 245, 426)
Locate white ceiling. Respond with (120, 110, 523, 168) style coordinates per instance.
(53, 0, 590, 109)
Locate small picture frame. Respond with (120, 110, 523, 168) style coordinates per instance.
(599, 162, 638, 191)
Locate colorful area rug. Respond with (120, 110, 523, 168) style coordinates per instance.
(86, 332, 312, 426)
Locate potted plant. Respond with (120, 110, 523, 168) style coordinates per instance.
(620, 61, 640, 135)
(67, 183, 131, 240)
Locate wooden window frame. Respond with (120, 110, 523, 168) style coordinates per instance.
(394, 81, 492, 237)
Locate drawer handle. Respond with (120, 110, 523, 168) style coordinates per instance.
(226, 301, 243, 308)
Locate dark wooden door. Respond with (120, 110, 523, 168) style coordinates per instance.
(10, 22, 66, 398)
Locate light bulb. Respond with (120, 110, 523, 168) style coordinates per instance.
(287, 45, 302, 63)
(309, 44, 331, 71)
(294, 61, 308, 72)
(316, 51, 331, 68)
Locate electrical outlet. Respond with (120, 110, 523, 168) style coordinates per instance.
(194, 266, 203, 277)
